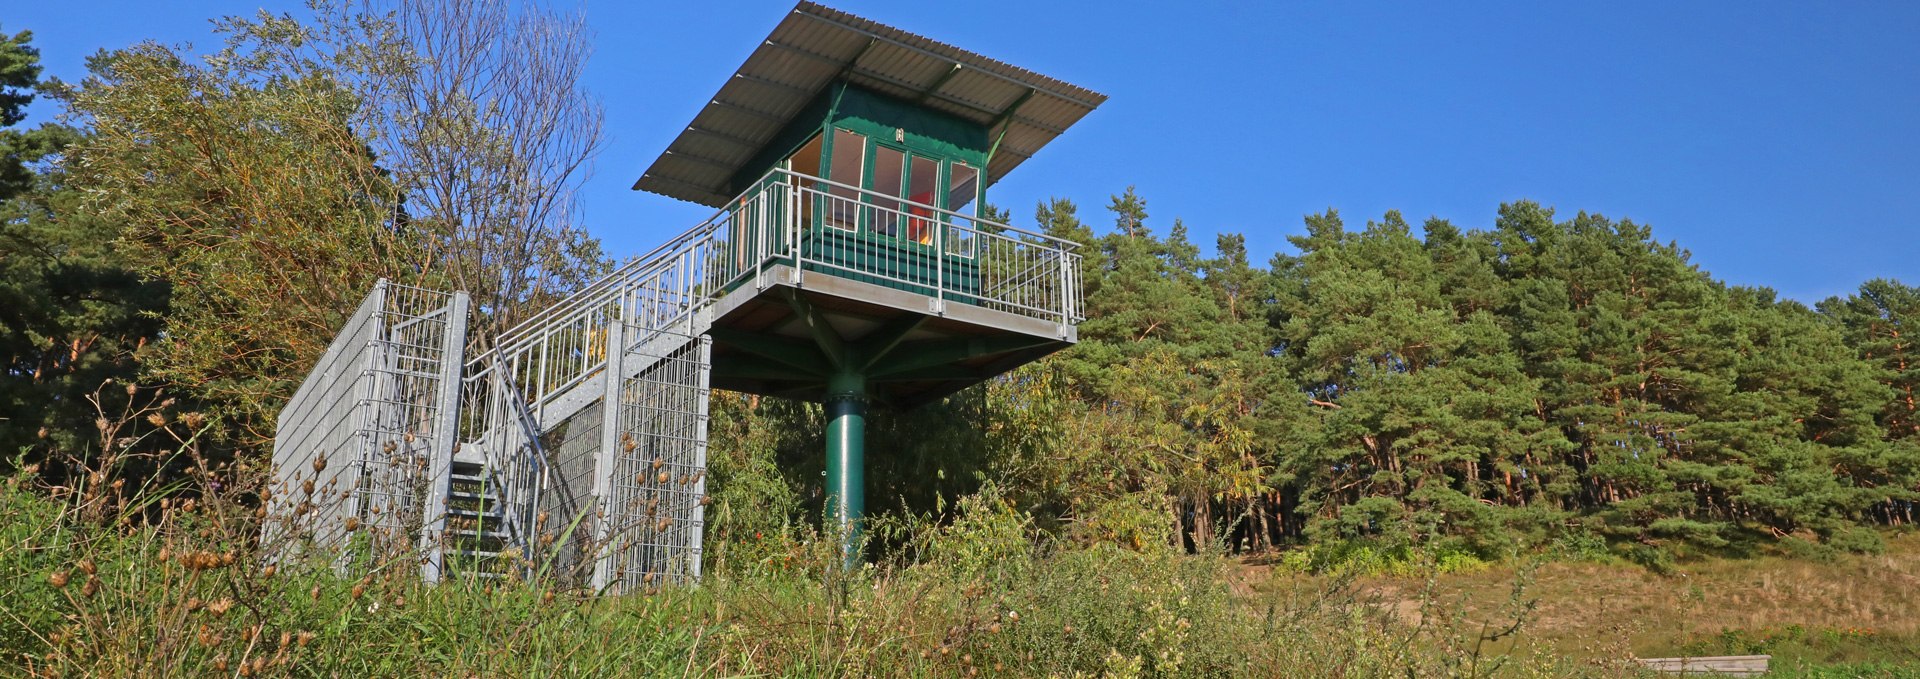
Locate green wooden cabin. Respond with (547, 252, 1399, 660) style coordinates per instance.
(733, 81, 991, 301)
(632, 0, 1105, 407)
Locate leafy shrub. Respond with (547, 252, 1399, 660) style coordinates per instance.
(1779, 534, 1839, 562)
(1546, 528, 1612, 563)
(1273, 538, 1488, 577)
(1620, 543, 1678, 575)
(1826, 526, 1887, 555)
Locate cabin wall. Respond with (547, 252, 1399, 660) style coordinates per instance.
(830, 83, 990, 170)
(729, 82, 991, 193)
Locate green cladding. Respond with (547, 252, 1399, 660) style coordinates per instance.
(731, 82, 991, 191)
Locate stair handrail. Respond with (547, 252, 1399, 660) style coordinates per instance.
(471, 208, 737, 419)
(495, 175, 765, 344)
(475, 357, 550, 567)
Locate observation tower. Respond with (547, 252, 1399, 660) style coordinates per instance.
(267, 2, 1104, 590)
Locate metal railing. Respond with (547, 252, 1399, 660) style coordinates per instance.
(476, 168, 1083, 421)
(452, 360, 549, 572)
(761, 170, 1084, 325)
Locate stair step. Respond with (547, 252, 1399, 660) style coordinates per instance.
(442, 455, 536, 582)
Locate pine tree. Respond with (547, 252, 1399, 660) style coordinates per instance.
(1819, 279, 1920, 526)
(1821, 280, 1920, 440)
(0, 26, 172, 475)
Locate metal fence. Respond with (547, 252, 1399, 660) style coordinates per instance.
(267, 281, 466, 574)
(600, 330, 711, 591)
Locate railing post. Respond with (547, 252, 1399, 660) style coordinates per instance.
(589, 312, 629, 592)
(933, 214, 946, 315)
(790, 179, 804, 285)
(1058, 247, 1072, 337)
(688, 335, 713, 581)
(758, 182, 770, 279)
(419, 291, 469, 584)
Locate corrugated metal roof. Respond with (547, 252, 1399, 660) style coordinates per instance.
(633, 1, 1108, 207)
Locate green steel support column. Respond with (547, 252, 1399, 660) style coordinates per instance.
(824, 371, 866, 567)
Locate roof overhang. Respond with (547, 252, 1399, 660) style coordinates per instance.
(633, 2, 1107, 207)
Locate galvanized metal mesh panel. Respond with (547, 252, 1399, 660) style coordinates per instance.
(267, 281, 459, 567)
(537, 401, 603, 585)
(356, 284, 457, 552)
(269, 287, 386, 558)
(604, 330, 711, 590)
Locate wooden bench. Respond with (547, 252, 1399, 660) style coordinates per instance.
(1637, 655, 1771, 676)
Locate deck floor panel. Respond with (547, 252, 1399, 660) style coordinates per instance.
(707, 265, 1071, 407)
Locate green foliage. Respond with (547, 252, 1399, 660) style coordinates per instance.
(702, 393, 806, 573)
(0, 28, 175, 479)
(2, 24, 55, 194)
(53, 19, 426, 446)
(1826, 525, 1886, 555)
(684, 190, 1920, 571)
(1275, 539, 1491, 577)
(5, 7, 612, 458)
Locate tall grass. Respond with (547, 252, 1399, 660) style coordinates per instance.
(0, 427, 1648, 679)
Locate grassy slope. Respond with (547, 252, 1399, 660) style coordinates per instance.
(3, 476, 1616, 678)
(1241, 532, 1920, 675)
(7, 461, 1917, 678)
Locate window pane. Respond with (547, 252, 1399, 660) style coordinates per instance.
(944, 163, 980, 257)
(906, 155, 938, 244)
(947, 163, 979, 216)
(826, 129, 864, 230)
(786, 133, 824, 232)
(871, 146, 904, 237)
(789, 133, 823, 177)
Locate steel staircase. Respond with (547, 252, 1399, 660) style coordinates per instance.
(439, 197, 742, 591)
(270, 169, 1082, 592)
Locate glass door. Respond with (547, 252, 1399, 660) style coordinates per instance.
(822, 128, 865, 232)
(870, 144, 905, 239)
(904, 154, 938, 245)
(944, 162, 979, 257)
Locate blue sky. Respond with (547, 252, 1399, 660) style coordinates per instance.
(10, 2, 1918, 303)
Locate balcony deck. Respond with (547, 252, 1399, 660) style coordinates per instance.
(707, 262, 1072, 406)
(702, 170, 1081, 405)
(473, 168, 1082, 420)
